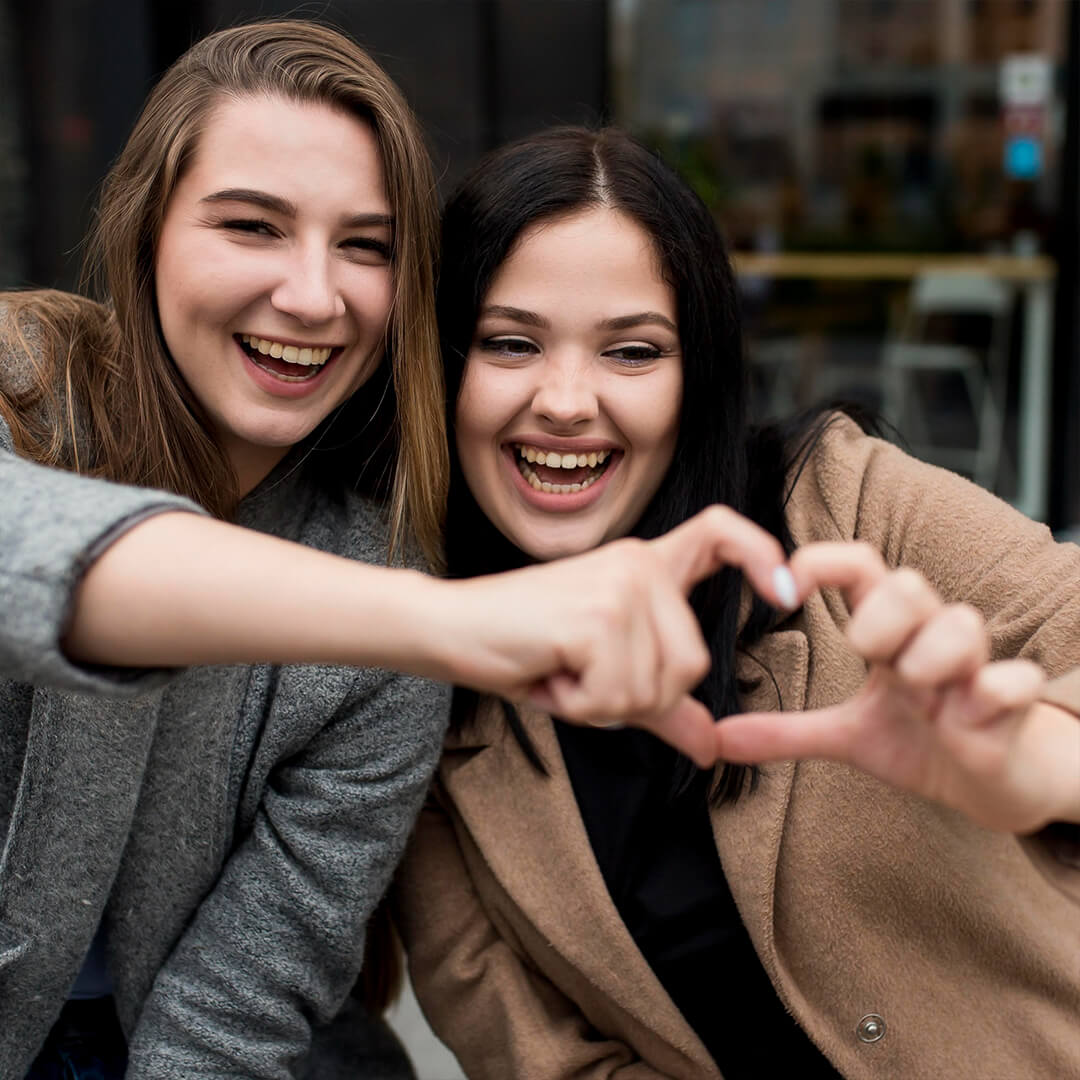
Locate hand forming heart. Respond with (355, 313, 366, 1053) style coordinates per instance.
(714, 541, 1080, 832)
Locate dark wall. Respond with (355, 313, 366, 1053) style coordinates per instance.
(0, 0, 26, 286)
(6, 0, 608, 291)
(10, 0, 155, 288)
(205, 0, 608, 189)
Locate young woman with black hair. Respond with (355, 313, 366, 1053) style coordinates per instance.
(394, 126, 1080, 1079)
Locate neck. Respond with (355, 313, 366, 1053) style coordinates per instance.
(228, 442, 292, 498)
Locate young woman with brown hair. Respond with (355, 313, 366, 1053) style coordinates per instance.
(0, 30, 790, 1080)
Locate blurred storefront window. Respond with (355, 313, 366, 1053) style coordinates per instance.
(613, 0, 1076, 524)
(614, 0, 1065, 256)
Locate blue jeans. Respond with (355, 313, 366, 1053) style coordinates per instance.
(25, 997, 128, 1080)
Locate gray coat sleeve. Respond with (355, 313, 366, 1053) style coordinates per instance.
(125, 669, 452, 1080)
(0, 412, 203, 694)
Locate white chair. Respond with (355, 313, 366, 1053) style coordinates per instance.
(881, 271, 1013, 492)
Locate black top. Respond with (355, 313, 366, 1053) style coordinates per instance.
(555, 722, 842, 1079)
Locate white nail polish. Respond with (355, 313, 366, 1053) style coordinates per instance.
(773, 566, 798, 611)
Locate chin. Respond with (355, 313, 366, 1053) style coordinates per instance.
(516, 531, 600, 563)
(243, 417, 321, 449)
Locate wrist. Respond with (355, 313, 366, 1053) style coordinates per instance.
(382, 572, 541, 697)
(351, 568, 463, 684)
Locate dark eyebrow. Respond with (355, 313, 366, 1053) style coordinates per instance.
(479, 305, 549, 329)
(599, 312, 678, 333)
(201, 189, 393, 230)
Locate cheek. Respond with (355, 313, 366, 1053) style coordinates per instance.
(155, 238, 234, 334)
(624, 373, 682, 454)
(653, 370, 683, 450)
(455, 367, 516, 505)
(153, 235, 183, 328)
(455, 364, 506, 448)
(621, 374, 681, 505)
(656, 392, 682, 461)
(344, 267, 394, 325)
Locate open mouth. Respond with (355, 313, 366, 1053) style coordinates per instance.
(237, 334, 340, 382)
(512, 443, 617, 494)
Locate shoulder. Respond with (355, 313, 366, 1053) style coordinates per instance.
(783, 412, 1062, 601)
(784, 411, 1008, 546)
(782, 412, 890, 540)
(292, 483, 395, 565)
(312, 483, 436, 574)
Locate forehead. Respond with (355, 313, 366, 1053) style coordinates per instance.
(181, 93, 389, 211)
(487, 207, 672, 309)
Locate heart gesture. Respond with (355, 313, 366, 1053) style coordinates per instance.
(716, 542, 1080, 833)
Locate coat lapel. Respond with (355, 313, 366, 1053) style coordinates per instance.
(712, 629, 809, 983)
(442, 702, 718, 1074)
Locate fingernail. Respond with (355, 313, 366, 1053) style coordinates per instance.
(772, 566, 798, 611)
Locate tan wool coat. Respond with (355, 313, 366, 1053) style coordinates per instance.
(394, 418, 1080, 1079)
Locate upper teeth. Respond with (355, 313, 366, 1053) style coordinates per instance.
(516, 445, 610, 468)
(242, 335, 333, 366)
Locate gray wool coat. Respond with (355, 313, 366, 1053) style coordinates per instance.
(0, 406, 451, 1078)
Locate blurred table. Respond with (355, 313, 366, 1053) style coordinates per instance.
(733, 252, 1056, 521)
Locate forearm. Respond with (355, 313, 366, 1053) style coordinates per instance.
(61, 503, 794, 757)
(64, 511, 455, 678)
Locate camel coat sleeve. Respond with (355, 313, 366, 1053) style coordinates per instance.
(393, 779, 671, 1080)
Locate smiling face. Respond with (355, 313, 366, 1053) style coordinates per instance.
(455, 207, 683, 562)
(154, 93, 394, 493)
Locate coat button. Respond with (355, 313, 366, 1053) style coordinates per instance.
(856, 1014, 886, 1043)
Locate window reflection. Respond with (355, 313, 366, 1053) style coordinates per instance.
(613, 0, 1069, 517)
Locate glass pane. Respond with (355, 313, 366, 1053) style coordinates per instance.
(612, 0, 1069, 516)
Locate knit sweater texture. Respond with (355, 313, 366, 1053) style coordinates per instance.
(0, 334, 451, 1077)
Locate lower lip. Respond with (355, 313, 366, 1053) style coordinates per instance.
(238, 339, 341, 399)
(503, 446, 620, 512)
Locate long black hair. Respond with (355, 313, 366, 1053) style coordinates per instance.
(440, 126, 849, 802)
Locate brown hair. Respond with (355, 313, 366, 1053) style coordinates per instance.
(0, 20, 446, 567)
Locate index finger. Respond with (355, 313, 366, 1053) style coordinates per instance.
(788, 541, 889, 610)
(649, 505, 798, 611)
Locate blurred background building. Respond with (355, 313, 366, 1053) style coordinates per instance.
(1, 2, 1078, 1075)
(3, 0, 1078, 533)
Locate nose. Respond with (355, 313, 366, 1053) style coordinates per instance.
(270, 243, 346, 326)
(531, 354, 599, 428)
